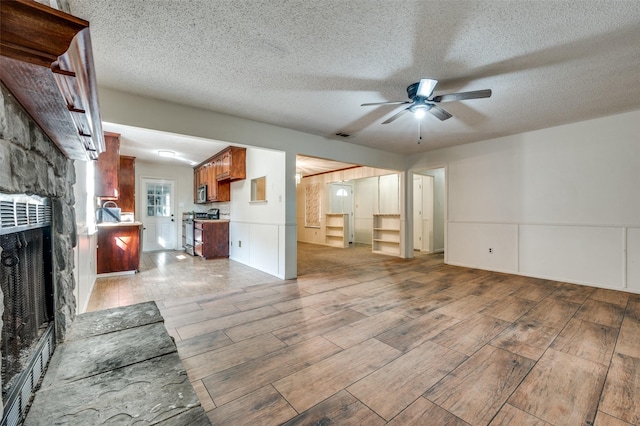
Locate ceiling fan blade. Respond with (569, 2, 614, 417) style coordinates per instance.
(416, 78, 438, 98)
(361, 101, 410, 107)
(428, 104, 453, 121)
(382, 107, 411, 124)
(431, 89, 492, 103)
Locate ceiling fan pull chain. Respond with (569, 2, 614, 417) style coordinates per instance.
(418, 120, 422, 144)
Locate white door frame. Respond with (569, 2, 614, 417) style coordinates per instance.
(413, 176, 423, 251)
(416, 166, 447, 261)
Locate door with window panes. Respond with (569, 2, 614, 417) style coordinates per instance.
(141, 178, 176, 251)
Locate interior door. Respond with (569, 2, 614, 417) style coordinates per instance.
(141, 178, 176, 251)
(413, 176, 422, 251)
(329, 183, 354, 243)
(422, 175, 434, 253)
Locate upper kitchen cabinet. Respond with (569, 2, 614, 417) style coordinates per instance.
(118, 156, 136, 214)
(0, 0, 105, 160)
(207, 161, 230, 202)
(216, 147, 246, 181)
(194, 146, 245, 204)
(95, 132, 120, 198)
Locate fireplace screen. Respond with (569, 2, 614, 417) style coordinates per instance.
(0, 195, 54, 424)
(1, 228, 53, 400)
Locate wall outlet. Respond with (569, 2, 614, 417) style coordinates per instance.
(489, 248, 493, 253)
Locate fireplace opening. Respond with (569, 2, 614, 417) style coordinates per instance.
(1, 195, 55, 426)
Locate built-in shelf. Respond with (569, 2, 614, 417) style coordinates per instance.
(325, 213, 349, 248)
(372, 214, 401, 256)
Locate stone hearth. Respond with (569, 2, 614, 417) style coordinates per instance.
(25, 302, 209, 424)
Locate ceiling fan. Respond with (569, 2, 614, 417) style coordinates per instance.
(361, 79, 492, 124)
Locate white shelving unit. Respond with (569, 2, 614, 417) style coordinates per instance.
(325, 213, 349, 248)
(372, 214, 401, 256)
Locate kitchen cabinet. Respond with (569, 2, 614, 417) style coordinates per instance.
(194, 220, 229, 259)
(194, 162, 229, 204)
(206, 163, 215, 200)
(194, 169, 201, 202)
(118, 156, 136, 214)
(96, 223, 142, 273)
(216, 147, 246, 181)
(194, 147, 242, 204)
(95, 132, 120, 198)
(206, 162, 231, 202)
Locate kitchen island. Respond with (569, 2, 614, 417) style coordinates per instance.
(96, 222, 142, 274)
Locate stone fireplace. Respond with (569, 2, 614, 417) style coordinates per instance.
(0, 83, 79, 420)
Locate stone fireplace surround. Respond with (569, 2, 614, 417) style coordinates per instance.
(0, 84, 78, 405)
(1, 84, 209, 424)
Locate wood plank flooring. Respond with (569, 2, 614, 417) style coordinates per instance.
(87, 243, 640, 425)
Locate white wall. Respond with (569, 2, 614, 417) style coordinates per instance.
(73, 160, 97, 313)
(408, 109, 640, 293)
(354, 177, 378, 244)
(229, 147, 287, 278)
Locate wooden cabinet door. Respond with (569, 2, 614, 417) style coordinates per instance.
(228, 147, 246, 181)
(95, 132, 120, 197)
(97, 225, 141, 273)
(216, 180, 230, 202)
(215, 147, 246, 181)
(194, 165, 208, 203)
(201, 222, 229, 258)
(199, 166, 207, 187)
(194, 170, 199, 203)
(207, 162, 217, 201)
(216, 150, 231, 180)
(118, 156, 135, 214)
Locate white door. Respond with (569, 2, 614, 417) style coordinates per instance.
(422, 175, 434, 253)
(413, 176, 422, 251)
(329, 183, 354, 243)
(141, 178, 176, 251)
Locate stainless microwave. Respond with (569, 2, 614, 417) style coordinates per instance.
(197, 185, 207, 203)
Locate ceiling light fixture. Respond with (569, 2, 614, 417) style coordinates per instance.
(158, 150, 175, 157)
(413, 108, 426, 119)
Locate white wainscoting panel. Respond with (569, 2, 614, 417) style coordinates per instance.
(249, 223, 280, 277)
(519, 225, 624, 288)
(229, 221, 250, 265)
(627, 227, 640, 291)
(447, 222, 519, 273)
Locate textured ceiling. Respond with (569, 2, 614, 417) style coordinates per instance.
(69, 0, 640, 163)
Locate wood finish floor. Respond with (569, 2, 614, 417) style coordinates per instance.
(87, 243, 640, 426)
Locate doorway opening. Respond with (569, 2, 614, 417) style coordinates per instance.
(327, 182, 354, 244)
(413, 168, 445, 255)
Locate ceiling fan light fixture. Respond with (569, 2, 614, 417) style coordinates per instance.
(361, 78, 491, 125)
(409, 103, 429, 119)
